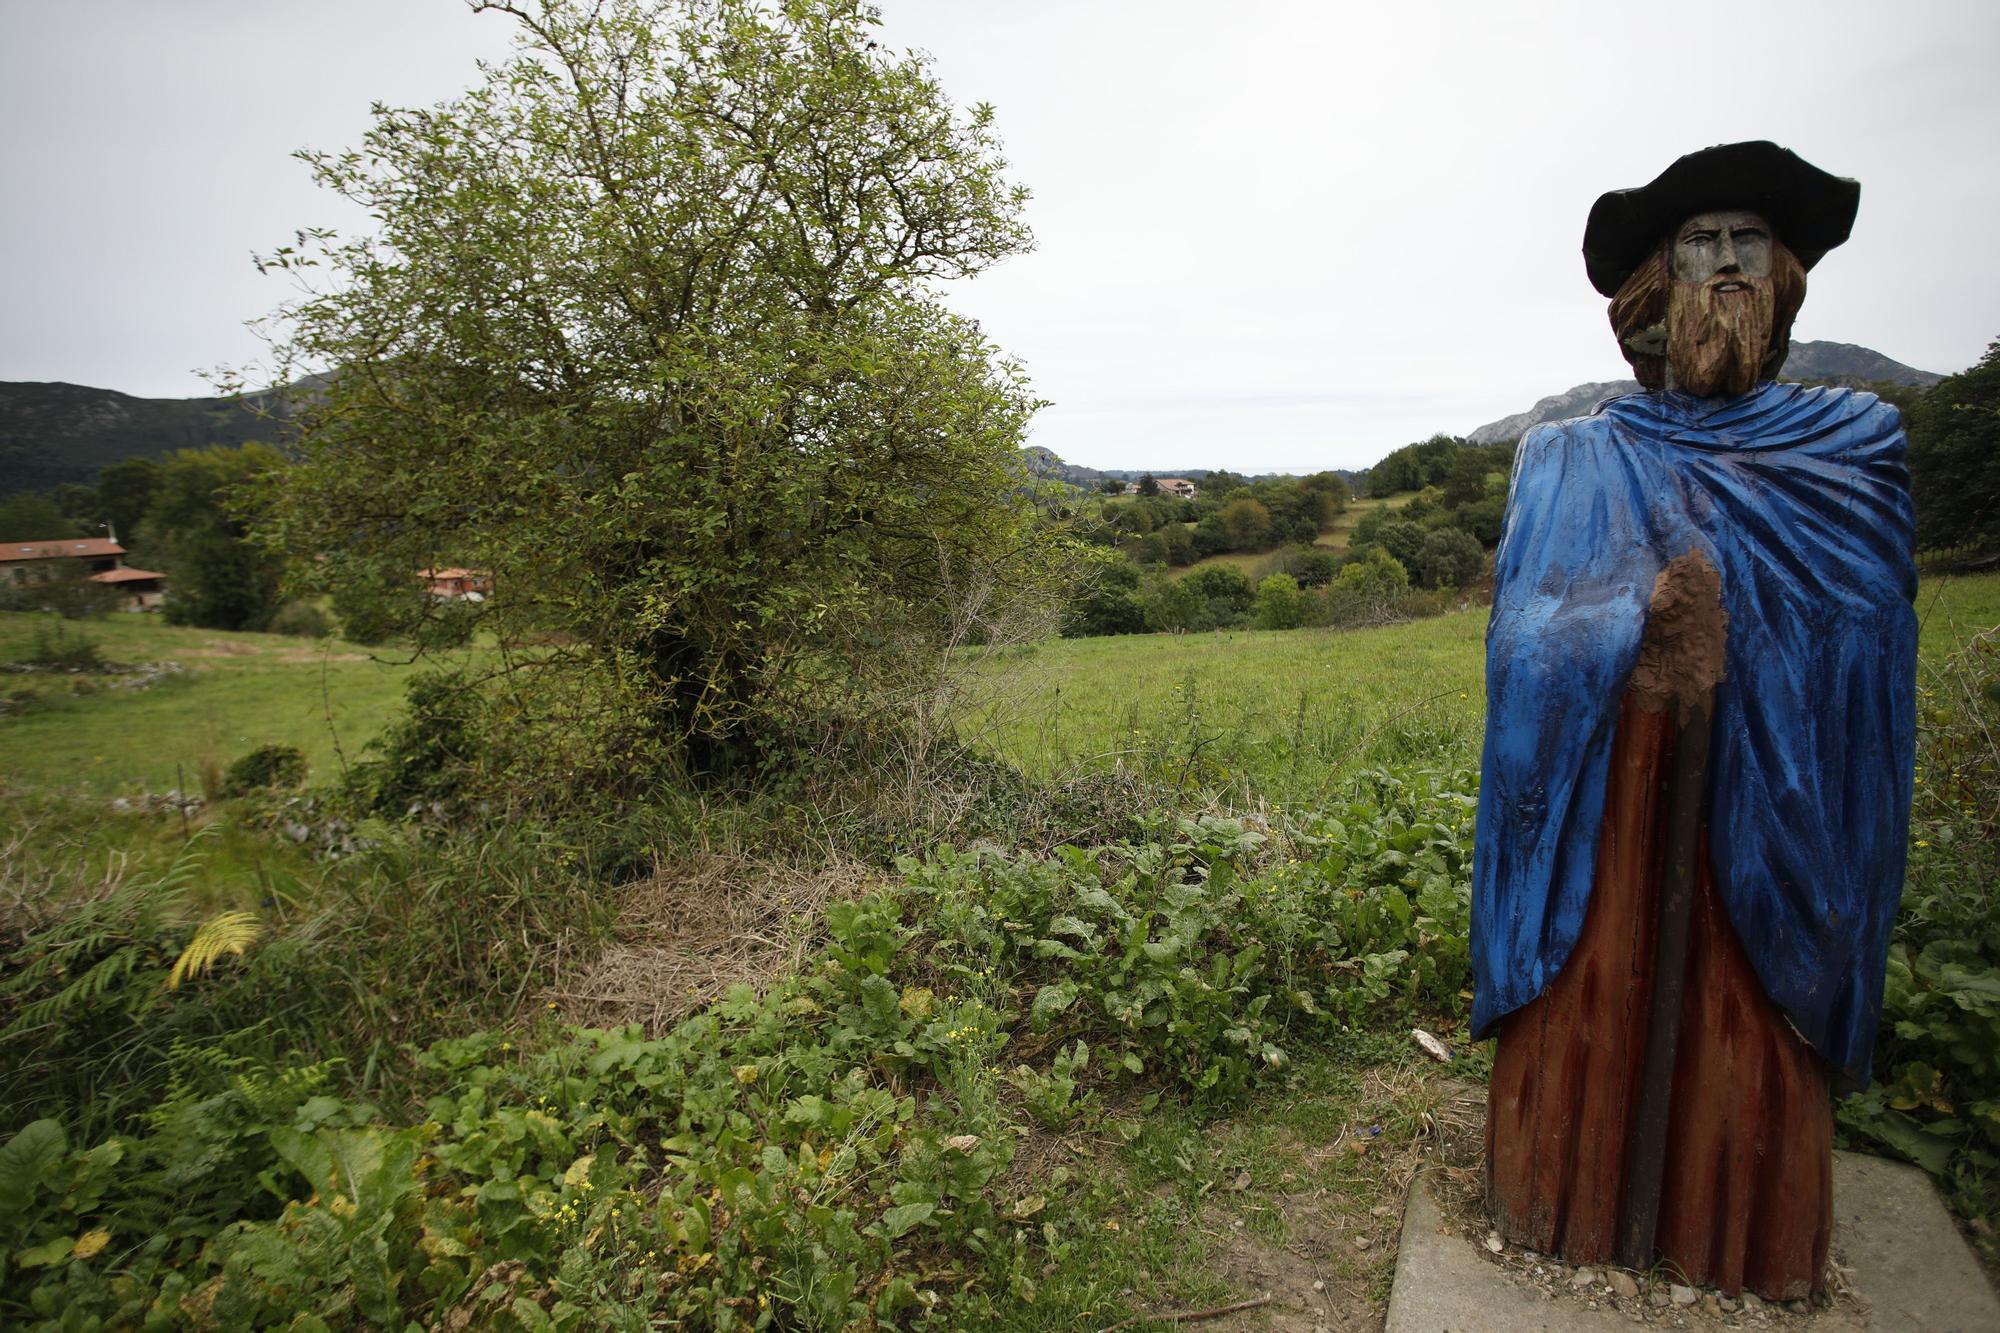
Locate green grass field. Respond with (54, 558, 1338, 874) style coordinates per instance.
(0, 612, 470, 795)
(5, 571, 1996, 807)
(1312, 490, 1415, 552)
(972, 571, 2000, 806)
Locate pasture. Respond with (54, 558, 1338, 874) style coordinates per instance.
(0, 612, 472, 794)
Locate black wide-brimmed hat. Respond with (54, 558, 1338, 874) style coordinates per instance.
(1582, 140, 1860, 297)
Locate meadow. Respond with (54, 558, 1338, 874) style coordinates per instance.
(973, 570, 2000, 803)
(0, 613, 480, 795)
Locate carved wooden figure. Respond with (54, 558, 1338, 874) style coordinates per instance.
(1472, 143, 1916, 1301)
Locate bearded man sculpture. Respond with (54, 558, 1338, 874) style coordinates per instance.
(1472, 142, 1915, 1300)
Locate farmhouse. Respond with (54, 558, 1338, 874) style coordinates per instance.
(0, 536, 169, 610)
(1120, 477, 1200, 499)
(1, 536, 127, 579)
(422, 567, 491, 602)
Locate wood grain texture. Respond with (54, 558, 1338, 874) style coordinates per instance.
(1485, 695, 1832, 1299)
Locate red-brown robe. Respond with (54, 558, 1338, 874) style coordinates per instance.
(1485, 694, 1832, 1299)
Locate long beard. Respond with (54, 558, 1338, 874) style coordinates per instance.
(1666, 275, 1776, 398)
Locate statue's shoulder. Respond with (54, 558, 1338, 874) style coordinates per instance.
(1774, 380, 1907, 436)
(1519, 395, 1643, 458)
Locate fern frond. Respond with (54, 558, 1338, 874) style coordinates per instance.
(7, 949, 142, 1035)
(166, 912, 263, 990)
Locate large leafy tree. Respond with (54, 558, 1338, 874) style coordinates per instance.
(149, 445, 286, 631)
(252, 0, 1065, 779)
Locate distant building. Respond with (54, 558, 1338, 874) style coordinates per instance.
(1122, 477, 1199, 499)
(421, 567, 491, 602)
(1, 536, 169, 611)
(1, 537, 127, 580)
(90, 566, 169, 611)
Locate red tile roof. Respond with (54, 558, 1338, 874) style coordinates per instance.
(2, 538, 125, 562)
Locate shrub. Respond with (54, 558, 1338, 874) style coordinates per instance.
(0, 561, 120, 620)
(1411, 527, 1485, 589)
(1181, 564, 1254, 626)
(1336, 548, 1411, 601)
(17, 621, 103, 670)
(344, 673, 482, 815)
(221, 745, 309, 797)
(265, 600, 333, 638)
(1253, 572, 1305, 630)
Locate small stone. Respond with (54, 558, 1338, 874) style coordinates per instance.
(1572, 1267, 1599, 1288)
(1651, 1289, 1672, 1308)
(1311, 1279, 1325, 1292)
(1785, 1300, 1808, 1315)
(1741, 1292, 1764, 1311)
(1701, 1294, 1723, 1317)
(1609, 1271, 1640, 1299)
(1370, 1204, 1395, 1219)
(1228, 1170, 1252, 1192)
(1353, 1234, 1372, 1250)
(1670, 1283, 1698, 1307)
(1718, 1294, 1739, 1312)
(1485, 1233, 1505, 1254)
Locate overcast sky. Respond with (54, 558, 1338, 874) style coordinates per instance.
(3, 1, 1995, 472)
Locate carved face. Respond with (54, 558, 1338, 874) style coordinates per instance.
(1666, 209, 1779, 398)
(1671, 211, 1774, 286)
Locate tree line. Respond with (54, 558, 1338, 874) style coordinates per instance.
(1058, 441, 1502, 639)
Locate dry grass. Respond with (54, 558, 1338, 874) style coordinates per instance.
(547, 852, 872, 1032)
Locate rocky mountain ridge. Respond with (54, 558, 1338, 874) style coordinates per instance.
(1465, 340, 1944, 445)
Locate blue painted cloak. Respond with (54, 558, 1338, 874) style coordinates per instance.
(1470, 380, 1915, 1089)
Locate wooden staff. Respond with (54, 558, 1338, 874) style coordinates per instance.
(1615, 688, 1714, 1270)
(1614, 549, 1725, 1272)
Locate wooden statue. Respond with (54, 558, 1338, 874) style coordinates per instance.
(1471, 142, 1917, 1300)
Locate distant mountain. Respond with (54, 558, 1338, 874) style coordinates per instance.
(0, 380, 312, 495)
(1020, 445, 1111, 490)
(1465, 340, 1944, 445)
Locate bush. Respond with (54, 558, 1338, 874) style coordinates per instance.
(1336, 548, 1411, 601)
(1411, 527, 1485, 590)
(344, 673, 482, 815)
(17, 621, 103, 670)
(0, 560, 121, 620)
(221, 745, 309, 797)
(265, 600, 333, 638)
(1252, 572, 1305, 630)
(1181, 564, 1254, 626)
(1061, 559, 1148, 638)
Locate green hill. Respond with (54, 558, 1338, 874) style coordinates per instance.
(0, 380, 308, 495)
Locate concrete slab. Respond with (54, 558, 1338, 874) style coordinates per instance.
(1833, 1151, 2000, 1332)
(1384, 1152, 2000, 1333)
